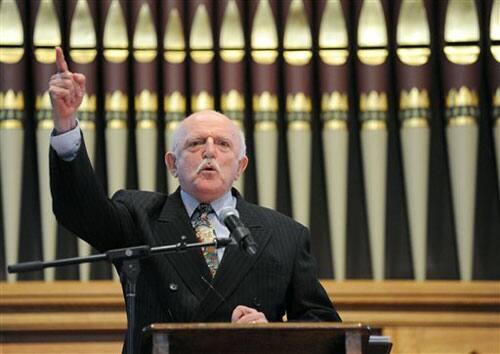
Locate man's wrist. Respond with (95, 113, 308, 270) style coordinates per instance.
(54, 117, 77, 135)
(50, 120, 81, 161)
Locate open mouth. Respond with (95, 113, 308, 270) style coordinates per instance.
(198, 164, 217, 174)
(196, 159, 220, 174)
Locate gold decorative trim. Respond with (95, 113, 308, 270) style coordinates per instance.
(221, 50, 244, 63)
(0, 90, 24, 110)
(70, 49, 97, 64)
(164, 51, 186, 63)
(133, 50, 157, 63)
(135, 90, 158, 112)
(284, 51, 312, 66)
(103, 49, 128, 63)
(79, 94, 96, 112)
(0, 119, 23, 130)
(446, 87, 479, 107)
(397, 48, 430, 66)
(0, 48, 24, 63)
(35, 48, 56, 64)
(35, 92, 52, 111)
(288, 120, 310, 131)
(221, 90, 244, 112)
(286, 93, 312, 113)
(255, 121, 277, 132)
(253, 92, 278, 112)
(402, 118, 429, 128)
(105, 91, 128, 112)
(38, 119, 54, 130)
(136, 119, 157, 129)
(360, 91, 388, 112)
(357, 49, 388, 66)
(191, 91, 214, 111)
(321, 91, 348, 112)
(251, 50, 278, 64)
(443, 45, 480, 65)
(362, 120, 386, 130)
(324, 120, 347, 131)
(164, 91, 186, 113)
(448, 116, 477, 126)
(107, 119, 126, 129)
(491, 46, 500, 62)
(190, 51, 214, 64)
(319, 49, 348, 66)
(400, 88, 430, 109)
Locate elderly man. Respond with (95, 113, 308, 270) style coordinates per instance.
(49, 48, 340, 353)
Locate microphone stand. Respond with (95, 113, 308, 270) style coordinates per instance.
(8, 236, 232, 354)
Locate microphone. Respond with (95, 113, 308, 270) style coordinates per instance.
(218, 207, 257, 255)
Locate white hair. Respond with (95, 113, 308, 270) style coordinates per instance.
(171, 113, 247, 160)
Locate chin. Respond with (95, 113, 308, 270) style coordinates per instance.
(194, 185, 227, 201)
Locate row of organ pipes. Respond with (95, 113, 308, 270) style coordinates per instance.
(0, 0, 499, 282)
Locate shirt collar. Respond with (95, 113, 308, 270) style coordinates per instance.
(180, 189, 236, 218)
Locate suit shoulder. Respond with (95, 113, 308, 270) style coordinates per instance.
(111, 189, 168, 215)
(242, 201, 308, 233)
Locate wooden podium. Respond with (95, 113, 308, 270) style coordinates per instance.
(141, 322, 372, 354)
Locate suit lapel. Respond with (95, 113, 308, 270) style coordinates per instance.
(153, 189, 211, 301)
(192, 196, 273, 321)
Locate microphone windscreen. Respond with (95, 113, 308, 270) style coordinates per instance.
(218, 206, 240, 224)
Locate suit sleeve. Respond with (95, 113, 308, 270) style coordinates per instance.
(50, 134, 138, 252)
(285, 225, 342, 322)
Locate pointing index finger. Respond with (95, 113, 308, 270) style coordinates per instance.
(55, 47, 69, 73)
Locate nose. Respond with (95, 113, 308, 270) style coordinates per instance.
(202, 137, 215, 158)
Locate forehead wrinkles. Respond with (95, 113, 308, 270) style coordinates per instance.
(184, 121, 239, 145)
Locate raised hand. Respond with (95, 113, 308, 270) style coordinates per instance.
(49, 47, 86, 134)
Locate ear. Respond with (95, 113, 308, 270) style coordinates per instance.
(235, 156, 248, 179)
(165, 152, 178, 177)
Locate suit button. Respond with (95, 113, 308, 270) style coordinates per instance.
(169, 283, 178, 291)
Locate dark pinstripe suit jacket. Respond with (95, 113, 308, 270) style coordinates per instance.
(50, 139, 341, 353)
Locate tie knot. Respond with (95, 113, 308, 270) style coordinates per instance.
(192, 203, 214, 220)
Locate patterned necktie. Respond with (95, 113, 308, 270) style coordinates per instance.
(191, 203, 219, 277)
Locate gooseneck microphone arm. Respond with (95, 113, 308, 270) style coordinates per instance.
(7, 236, 231, 354)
